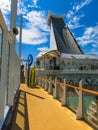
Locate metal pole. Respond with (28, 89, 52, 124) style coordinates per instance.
(19, 14, 23, 84)
(19, 14, 22, 61)
(10, 0, 18, 30)
(8, 0, 18, 105)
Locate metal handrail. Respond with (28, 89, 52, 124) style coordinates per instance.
(37, 77, 98, 95)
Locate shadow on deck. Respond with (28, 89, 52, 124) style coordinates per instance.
(10, 84, 94, 130)
(10, 89, 29, 130)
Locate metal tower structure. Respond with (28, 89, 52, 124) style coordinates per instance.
(48, 12, 83, 54)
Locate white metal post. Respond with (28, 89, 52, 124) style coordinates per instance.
(61, 79, 67, 106)
(19, 14, 22, 60)
(19, 14, 22, 84)
(48, 77, 52, 94)
(53, 77, 58, 99)
(76, 80, 83, 119)
(10, 0, 18, 30)
(8, 0, 18, 106)
(44, 76, 48, 91)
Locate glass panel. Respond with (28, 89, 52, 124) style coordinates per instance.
(66, 87, 79, 112)
(83, 92, 98, 128)
(57, 84, 63, 101)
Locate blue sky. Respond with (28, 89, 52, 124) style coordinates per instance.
(0, 0, 98, 63)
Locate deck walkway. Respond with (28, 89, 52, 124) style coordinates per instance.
(10, 84, 94, 130)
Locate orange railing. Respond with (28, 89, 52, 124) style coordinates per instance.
(36, 76, 98, 129)
(37, 77, 98, 95)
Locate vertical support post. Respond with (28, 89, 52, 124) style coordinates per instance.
(19, 14, 22, 60)
(43, 55, 45, 70)
(10, 0, 18, 31)
(8, 0, 18, 106)
(40, 77, 42, 86)
(42, 76, 44, 88)
(38, 78, 40, 86)
(53, 77, 58, 99)
(27, 65, 30, 86)
(41, 77, 43, 87)
(61, 79, 67, 106)
(48, 77, 52, 94)
(43, 77, 45, 88)
(44, 76, 48, 91)
(76, 80, 83, 119)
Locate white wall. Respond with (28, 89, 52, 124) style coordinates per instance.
(0, 10, 20, 124)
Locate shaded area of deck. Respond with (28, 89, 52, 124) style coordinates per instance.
(10, 84, 94, 130)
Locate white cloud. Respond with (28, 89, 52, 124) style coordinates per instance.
(21, 10, 49, 45)
(16, 2, 50, 45)
(17, 27, 48, 45)
(75, 0, 92, 11)
(92, 44, 97, 48)
(0, 0, 49, 45)
(69, 0, 92, 16)
(76, 25, 98, 46)
(17, 1, 28, 15)
(67, 15, 84, 29)
(17, 0, 39, 15)
(67, 0, 97, 55)
(24, 10, 49, 32)
(33, 0, 38, 7)
(66, 11, 74, 19)
(37, 47, 49, 52)
(0, 0, 11, 14)
(0, 0, 11, 28)
(66, 0, 92, 29)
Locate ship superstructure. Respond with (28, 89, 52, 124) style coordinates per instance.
(35, 13, 98, 129)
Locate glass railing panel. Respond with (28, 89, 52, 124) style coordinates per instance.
(66, 87, 79, 112)
(51, 83, 55, 95)
(83, 92, 98, 128)
(57, 84, 63, 101)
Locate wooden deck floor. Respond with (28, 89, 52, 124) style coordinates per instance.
(10, 84, 94, 130)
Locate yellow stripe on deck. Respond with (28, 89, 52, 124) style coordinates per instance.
(10, 84, 94, 130)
